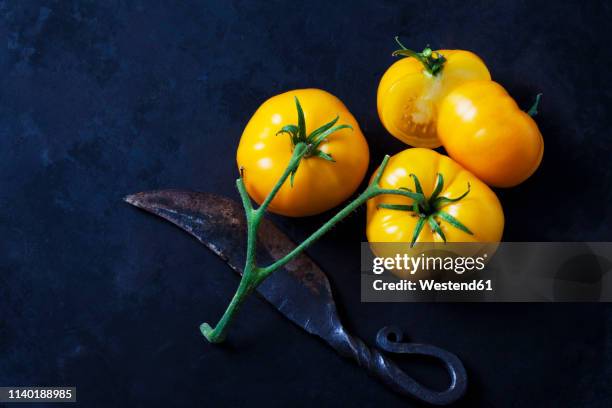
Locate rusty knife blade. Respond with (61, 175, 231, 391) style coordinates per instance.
(124, 190, 343, 339)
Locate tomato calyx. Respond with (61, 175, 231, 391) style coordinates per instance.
(276, 96, 353, 185)
(378, 173, 473, 246)
(391, 36, 446, 77)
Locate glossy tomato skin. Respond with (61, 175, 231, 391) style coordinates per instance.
(377, 50, 491, 148)
(367, 148, 504, 244)
(437, 80, 544, 187)
(237, 89, 369, 217)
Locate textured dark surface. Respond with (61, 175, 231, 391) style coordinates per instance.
(1, 1, 611, 407)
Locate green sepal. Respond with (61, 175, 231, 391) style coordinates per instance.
(308, 116, 339, 142)
(410, 216, 426, 248)
(310, 124, 352, 147)
(276, 124, 298, 136)
(295, 96, 306, 141)
(430, 173, 444, 201)
(409, 173, 424, 195)
(428, 216, 446, 243)
(409, 174, 429, 212)
(276, 124, 299, 145)
(313, 150, 335, 162)
(433, 183, 471, 208)
(436, 211, 474, 235)
(378, 203, 413, 211)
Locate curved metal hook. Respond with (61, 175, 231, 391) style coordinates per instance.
(373, 326, 468, 405)
(333, 325, 467, 405)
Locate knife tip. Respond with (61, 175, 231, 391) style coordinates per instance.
(123, 193, 139, 206)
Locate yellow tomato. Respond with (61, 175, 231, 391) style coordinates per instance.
(377, 40, 491, 148)
(437, 80, 544, 187)
(237, 89, 369, 217)
(366, 149, 504, 277)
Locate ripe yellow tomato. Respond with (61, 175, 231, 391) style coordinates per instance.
(437, 80, 544, 187)
(237, 89, 369, 217)
(377, 41, 491, 148)
(367, 148, 504, 259)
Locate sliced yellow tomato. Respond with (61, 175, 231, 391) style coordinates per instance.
(377, 40, 491, 148)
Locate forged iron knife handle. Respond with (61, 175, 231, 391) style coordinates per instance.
(332, 326, 467, 405)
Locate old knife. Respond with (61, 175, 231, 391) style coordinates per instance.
(125, 190, 467, 405)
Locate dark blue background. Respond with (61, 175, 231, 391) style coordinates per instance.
(1, 1, 611, 407)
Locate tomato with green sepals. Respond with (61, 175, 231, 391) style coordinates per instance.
(366, 148, 504, 277)
(377, 38, 491, 148)
(237, 89, 369, 217)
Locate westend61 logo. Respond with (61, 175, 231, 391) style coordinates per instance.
(372, 253, 488, 275)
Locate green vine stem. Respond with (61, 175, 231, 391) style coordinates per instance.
(527, 93, 543, 117)
(392, 37, 446, 76)
(200, 144, 424, 343)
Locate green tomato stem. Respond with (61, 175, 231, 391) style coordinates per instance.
(199, 268, 258, 343)
(527, 93, 543, 117)
(392, 37, 446, 76)
(200, 149, 424, 343)
(259, 143, 308, 210)
(258, 182, 419, 279)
